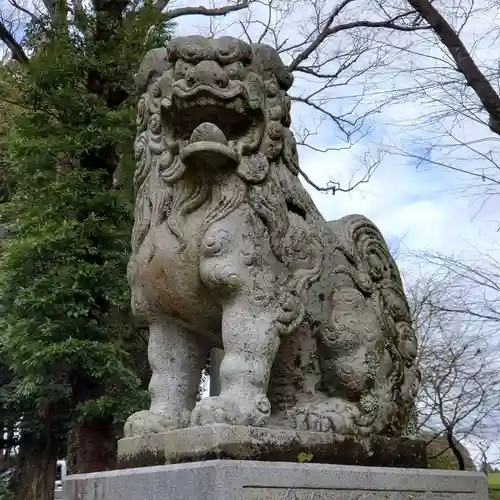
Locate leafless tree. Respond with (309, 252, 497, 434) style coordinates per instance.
(209, 0, 500, 205)
(403, 0, 500, 136)
(0, 0, 435, 195)
(212, 0, 500, 203)
(371, 0, 500, 213)
(227, 0, 432, 192)
(205, 0, 500, 205)
(404, 253, 500, 470)
(474, 440, 499, 474)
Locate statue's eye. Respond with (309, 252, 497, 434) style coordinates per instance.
(175, 60, 191, 78)
(225, 61, 243, 79)
(267, 82, 279, 97)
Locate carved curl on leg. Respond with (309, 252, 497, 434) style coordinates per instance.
(293, 398, 361, 434)
(191, 207, 281, 427)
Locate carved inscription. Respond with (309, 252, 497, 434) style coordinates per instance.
(243, 488, 473, 500)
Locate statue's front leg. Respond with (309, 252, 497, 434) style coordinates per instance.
(191, 206, 281, 427)
(124, 317, 208, 437)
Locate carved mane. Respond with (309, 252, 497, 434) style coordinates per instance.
(131, 40, 325, 332)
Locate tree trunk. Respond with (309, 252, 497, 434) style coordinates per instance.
(73, 418, 117, 473)
(405, 0, 500, 135)
(14, 433, 58, 500)
(446, 430, 465, 471)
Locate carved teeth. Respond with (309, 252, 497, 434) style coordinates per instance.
(189, 122, 228, 145)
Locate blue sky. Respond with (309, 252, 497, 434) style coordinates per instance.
(2, 0, 497, 263)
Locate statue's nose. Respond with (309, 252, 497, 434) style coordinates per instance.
(185, 61, 229, 88)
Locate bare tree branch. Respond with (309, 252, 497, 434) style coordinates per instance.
(157, 1, 250, 20)
(288, 12, 428, 72)
(405, 0, 500, 136)
(6, 0, 40, 23)
(294, 148, 381, 194)
(0, 19, 29, 66)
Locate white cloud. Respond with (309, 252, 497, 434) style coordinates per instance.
(301, 141, 498, 255)
(174, 1, 499, 246)
(165, 1, 500, 312)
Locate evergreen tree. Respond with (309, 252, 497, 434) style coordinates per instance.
(0, 7, 172, 500)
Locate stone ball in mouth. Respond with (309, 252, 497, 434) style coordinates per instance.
(189, 122, 228, 144)
(179, 120, 241, 171)
(170, 101, 258, 171)
(163, 85, 265, 170)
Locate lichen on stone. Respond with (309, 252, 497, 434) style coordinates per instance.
(402, 404, 419, 439)
(360, 392, 379, 413)
(365, 351, 379, 380)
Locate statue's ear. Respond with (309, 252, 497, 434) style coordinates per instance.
(134, 48, 168, 93)
(282, 128, 300, 175)
(236, 153, 269, 183)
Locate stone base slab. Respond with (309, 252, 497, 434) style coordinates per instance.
(117, 424, 427, 469)
(64, 460, 487, 500)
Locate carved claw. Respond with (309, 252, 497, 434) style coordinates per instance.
(123, 409, 191, 438)
(190, 393, 271, 427)
(293, 399, 360, 434)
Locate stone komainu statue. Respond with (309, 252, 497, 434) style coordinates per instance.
(125, 35, 419, 438)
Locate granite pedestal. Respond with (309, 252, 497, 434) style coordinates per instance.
(64, 459, 488, 500)
(116, 424, 427, 469)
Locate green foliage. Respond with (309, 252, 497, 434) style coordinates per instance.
(0, 2, 172, 442)
(0, 483, 14, 500)
(490, 477, 500, 500)
(0, 469, 14, 500)
(297, 452, 314, 463)
(0, 460, 16, 500)
(427, 454, 457, 470)
(489, 473, 500, 488)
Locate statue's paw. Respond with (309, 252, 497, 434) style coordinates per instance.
(293, 399, 359, 434)
(190, 393, 271, 427)
(123, 409, 191, 437)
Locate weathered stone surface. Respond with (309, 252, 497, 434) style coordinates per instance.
(117, 424, 427, 469)
(64, 460, 488, 500)
(125, 34, 420, 443)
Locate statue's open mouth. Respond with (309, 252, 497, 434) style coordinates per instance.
(162, 84, 264, 170)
